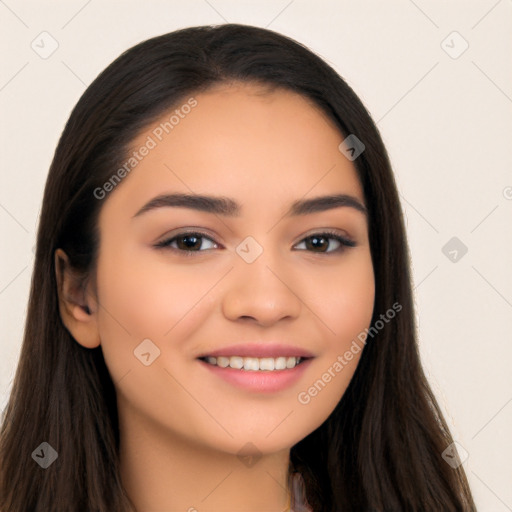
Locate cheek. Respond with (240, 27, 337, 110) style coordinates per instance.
(295, 251, 374, 419)
(93, 249, 211, 386)
(96, 250, 210, 339)
(314, 250, 375, 346)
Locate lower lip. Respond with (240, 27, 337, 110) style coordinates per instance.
(197, 358, 313, 393)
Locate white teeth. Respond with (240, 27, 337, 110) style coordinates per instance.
(275, 357, 287, 370)
(286, 356, 297, 369)
(216, 356, 230, 368)
(243, 357, 259, 371)
(203, 355, 303, 371)
(258, 358, 274, 371)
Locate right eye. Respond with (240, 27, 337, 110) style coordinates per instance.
(154, 231, 220, 255)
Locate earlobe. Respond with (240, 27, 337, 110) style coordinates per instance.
(54, 248, 101, 349)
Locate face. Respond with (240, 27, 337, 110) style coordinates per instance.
(86, 82, 374, 455)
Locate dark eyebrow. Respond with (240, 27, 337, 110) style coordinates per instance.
(288, 194, 367, 217)
(132, 193, 367, 219)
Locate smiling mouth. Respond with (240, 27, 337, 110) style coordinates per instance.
(197, 355, 310, 371)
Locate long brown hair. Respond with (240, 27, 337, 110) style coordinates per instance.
(0, 23, 476, 511)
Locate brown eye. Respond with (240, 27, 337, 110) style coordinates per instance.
(294, 231, 356, 254)
(155, 232, 218, 252)
(175, 234, 203, 251)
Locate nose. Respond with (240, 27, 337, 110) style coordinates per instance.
(221, 252, 302, 327)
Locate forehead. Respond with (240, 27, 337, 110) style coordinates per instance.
(99, 82, 364, 222)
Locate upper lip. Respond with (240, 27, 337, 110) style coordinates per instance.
(196, 343, 315, 359)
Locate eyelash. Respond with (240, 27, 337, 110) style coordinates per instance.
(154, 229, 356, 256)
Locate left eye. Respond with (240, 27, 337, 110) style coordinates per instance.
(293, 232, 355, 253)
(154, 231, 355, 255)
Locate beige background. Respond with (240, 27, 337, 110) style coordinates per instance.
(1, 1, 511, 510)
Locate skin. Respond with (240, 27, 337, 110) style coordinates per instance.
(55, 82, 375, 511)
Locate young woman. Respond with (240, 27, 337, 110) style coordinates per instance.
(0, 23, 477, 511)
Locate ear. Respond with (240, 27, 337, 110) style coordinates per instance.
(54, 248, 101, 349)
